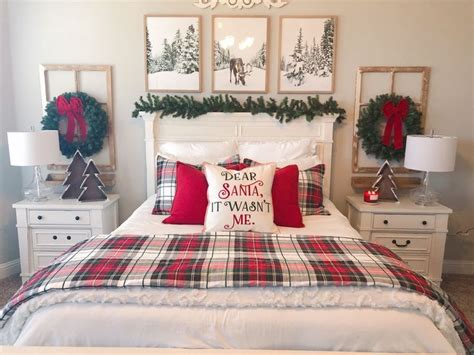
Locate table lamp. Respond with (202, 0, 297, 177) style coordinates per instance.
(404, 134, 457, 206)
(7, 130, 61, 202)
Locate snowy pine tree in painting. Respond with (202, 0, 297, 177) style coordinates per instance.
(146, 16, 200, 91)
(177, 25, 199, 74)
(251, 43, 266, 69)
(280, 17, 336, 92)
(285, 28, 306, 86)
(172, 29, 183, 70)
(146, 28, 153, 74)
(214, 41, 231, 70)
(319, 19, 335, 77)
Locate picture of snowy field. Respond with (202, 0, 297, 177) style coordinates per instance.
(213, 16, 268, 93)
(145, 16, 201, 92)
(279, 17, 336, 93)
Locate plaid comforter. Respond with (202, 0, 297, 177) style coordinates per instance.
(1, 233, 473, 352)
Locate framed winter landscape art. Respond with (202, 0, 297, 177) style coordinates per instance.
(145, 15, 201, 92)
(212, 16, 269, 93)
(278, 16, 337, 94)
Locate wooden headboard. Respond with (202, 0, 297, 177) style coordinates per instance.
(140, 112, 337, 198)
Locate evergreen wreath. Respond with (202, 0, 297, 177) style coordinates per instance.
(41, 92, 108, 159)
(132, 94, 346, 123)
(356, 93, 422, 161)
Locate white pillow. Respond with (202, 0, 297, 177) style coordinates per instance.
(274, 155, 322, 170)
(159, 141, 237, 165)
(239, 138, 312, 162)
(203, 163, 277, 233)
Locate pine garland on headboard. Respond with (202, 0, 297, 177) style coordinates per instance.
(132, 94, 346, 123)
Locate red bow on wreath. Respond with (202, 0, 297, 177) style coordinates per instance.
(382, 98, 409, 150)
(56, 95, 88, 143)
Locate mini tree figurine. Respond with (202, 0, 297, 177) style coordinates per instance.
(61, 150, 87, 199)
(78, 160, 107, 202)
(372, 160, 399, 201)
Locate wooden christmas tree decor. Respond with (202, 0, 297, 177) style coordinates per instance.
(61, 150, 87, 199)
(78, 160, 107, 202)
(372, 160, 399, 201)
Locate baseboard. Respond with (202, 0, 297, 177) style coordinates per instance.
(0, 259, 20, 279)
(443, 259, 474, 275)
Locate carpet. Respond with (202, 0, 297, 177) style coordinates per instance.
(0, 273, 473, 323)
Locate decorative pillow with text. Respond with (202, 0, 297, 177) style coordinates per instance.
(203, 163, 277, 232)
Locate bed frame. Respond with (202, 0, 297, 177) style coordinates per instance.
(140, 112, 338, 197)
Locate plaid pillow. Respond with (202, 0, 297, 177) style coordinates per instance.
(153, 154, 240, 215)
(243, 158, 330, 216)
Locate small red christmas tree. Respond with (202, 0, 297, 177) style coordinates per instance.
(61, 150, 87, 199)
(372, 160, 399, 201)
(78, 161, 107, 202)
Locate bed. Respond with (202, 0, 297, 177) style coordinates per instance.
(0, 113, 472, 353)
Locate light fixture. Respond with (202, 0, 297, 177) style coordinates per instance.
(7, 130, 61, 202)
(404, 134, 457, 206)
(194, 0, 287, 10)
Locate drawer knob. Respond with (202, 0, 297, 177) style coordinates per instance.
(75, 216, 80, 221)
(422, 220, 427, 225)
(67, 236, 72, 241)
(37, 215, 43, 220)
(392, 239, 411, 248)
(383, 219, 389, 225)
(52, 235, 58, 240)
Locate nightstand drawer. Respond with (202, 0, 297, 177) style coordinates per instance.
(373, 233, 432, 253)
(32, 229, 91, 249)
(399, 255, 429, 275)
(29, 210, 90, 225)
(373, 214, 435, 230)
(33, 251, 63, 270)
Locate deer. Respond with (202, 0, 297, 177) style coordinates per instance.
(229, 58, 252, 86)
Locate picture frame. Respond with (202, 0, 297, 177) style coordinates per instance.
(212, 15, 269, 93)
(144, 15, 202, 92)
(278, 16, 337, 94)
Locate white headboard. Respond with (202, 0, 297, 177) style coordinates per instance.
(140, 112, 337, 198)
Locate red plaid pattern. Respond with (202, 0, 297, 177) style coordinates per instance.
(153, 154, 240, 214)
(1, 233, 472, 352)
(243, 159, 329, 216)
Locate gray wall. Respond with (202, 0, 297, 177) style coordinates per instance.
(0, 0, 21, 266)
(4, 0, 474, 264)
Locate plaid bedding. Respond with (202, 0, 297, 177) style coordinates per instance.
(153, 154, 240, 214)
(244, 158, 329, 216)
(1, 233, 472, 352)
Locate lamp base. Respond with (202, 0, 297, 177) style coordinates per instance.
(409, 171, 439, 206)
(24, 166, 53, 202)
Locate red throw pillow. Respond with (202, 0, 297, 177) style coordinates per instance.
(272, 165, 304, 228)
(163, 162, 247, 225)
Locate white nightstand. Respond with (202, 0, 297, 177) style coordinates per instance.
(13, 194, 119, 283)
(346, 195, 452, 285)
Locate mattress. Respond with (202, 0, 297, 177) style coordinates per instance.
(114, 195, 362, 239)
(3, 196, 464, 353)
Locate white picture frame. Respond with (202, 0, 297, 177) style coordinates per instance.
(145, 15, 202, 92)
(212, 16, 269, 93)
(278, 16, 337, 94)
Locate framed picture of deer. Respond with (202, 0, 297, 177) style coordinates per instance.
(212, 15, 269, 93)
(278, 16, 337, 94)
(144, 15, 202, 92)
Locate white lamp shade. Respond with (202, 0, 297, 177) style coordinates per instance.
(404, 135, 457, 172)
(7, 130, 61, 166)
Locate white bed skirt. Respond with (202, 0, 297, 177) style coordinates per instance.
(2, 286, 463, 353)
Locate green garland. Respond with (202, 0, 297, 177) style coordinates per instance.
(41, 92, 108, 158)
(132, 94, 346, 123)
(356, 93, 422, 161)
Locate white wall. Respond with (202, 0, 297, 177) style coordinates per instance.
(4, 0, 474, 264)
(0, 0, 22, 269)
